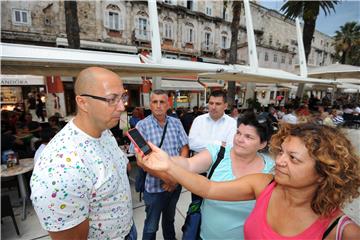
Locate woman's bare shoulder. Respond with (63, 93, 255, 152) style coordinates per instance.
(241, 173, 274, 198)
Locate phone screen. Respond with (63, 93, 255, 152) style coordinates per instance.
(127, 128, 152, 155)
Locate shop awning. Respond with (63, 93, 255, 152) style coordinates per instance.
(160, 80, 204, 91)
(122, 77, 144, 85)
(0, 74, 45, 85)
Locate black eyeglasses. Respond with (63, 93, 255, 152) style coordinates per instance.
(80, 93, 128, 106)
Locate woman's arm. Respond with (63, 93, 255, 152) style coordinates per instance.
(171, 149, 213, 173)
(140, 142, 272, 201)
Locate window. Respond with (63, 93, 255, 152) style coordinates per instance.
(185, 25, 194, 43)
(104, 5, 123, 31)
(205, 2, 212, 16)
(273, 54, 277, 62)
(269, 35, 273, 45)
(187, 0, 194, 10)
(108, 11, 122, 30)
(221, 35, 227, 49)
(163, 21, 173, 39)
(270, 91, 275, 100)
(289, 57, 292, 65)
(281, 55, 285, 64)
(205, 32, 211, 46)
(265, 52, 269, 61)
(165, 54, 177, 59)
(12, 9, 30, 25)
(139, 18, 148, 37)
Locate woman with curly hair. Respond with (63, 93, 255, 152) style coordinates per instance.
(138, 123, 360, 239)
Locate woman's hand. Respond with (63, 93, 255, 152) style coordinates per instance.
(136, 142, 172, 171)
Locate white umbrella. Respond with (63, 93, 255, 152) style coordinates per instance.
(308, 63, 360, 79)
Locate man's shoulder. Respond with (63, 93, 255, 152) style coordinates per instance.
(223, 114, 237, 123)
(167, 115, 182, 124)
(193, 113, 208, 122)
(137, 115, 152, 125)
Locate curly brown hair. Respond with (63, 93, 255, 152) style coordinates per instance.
(270, 123, 360, 216)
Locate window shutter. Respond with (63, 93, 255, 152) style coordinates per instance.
(183, 25, 187, 43)
(170, 24, 173, 39)
(103, 10, 109, 28)
(119, 15, 123, 30)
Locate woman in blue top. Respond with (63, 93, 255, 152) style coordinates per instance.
(168, 111, 275, 239)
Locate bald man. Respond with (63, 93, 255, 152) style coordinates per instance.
(31, 67, 136, 240)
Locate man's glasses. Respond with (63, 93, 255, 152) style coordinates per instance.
(80, 93, 128, 106)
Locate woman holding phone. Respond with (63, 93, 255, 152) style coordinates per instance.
(138, 123, 360, 239)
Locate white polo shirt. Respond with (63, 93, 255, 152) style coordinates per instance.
(189, 113, 237, 152)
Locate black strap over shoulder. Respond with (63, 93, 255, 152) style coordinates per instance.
(322, 216, 341, 239)
(159, 121, 168, 148)
(207, 145, 226, 180)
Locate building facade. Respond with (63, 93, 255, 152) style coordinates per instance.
(1, 0, 336, 110)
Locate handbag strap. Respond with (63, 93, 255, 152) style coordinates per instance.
(159, 121, 168, 148)
(207, 145, 226, 180)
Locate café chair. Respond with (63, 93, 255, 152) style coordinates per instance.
(1, 195, 20, 236)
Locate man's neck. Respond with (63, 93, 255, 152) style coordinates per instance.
(209, 113, 224, 122)
(73, 115, 102, 138)
(153, 114, 167, 126)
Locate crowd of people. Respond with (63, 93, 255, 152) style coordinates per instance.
(1, 109, 64, 162)
(2, 67, 358, 239)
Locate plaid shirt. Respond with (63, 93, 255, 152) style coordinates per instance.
(130, 114, 188, 193)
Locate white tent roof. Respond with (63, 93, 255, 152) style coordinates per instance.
(1, 43, 228, 77)
(1, 42, 336, 85)
(199, 66, 337, 84)
(308, 63, 360, 79)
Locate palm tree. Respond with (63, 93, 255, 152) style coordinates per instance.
(64, 0, 80, 114)
(226, 0, 242, 107)
(334, 21, 360, 65)
(64, 1, 80, 49)
(280, 1, 338, 62)
(280, 1, 338, 98)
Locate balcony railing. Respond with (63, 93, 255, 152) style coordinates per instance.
(201, 41, 214, 51)
(135, 29, 151, 41)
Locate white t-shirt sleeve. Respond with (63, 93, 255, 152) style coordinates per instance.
(31, 153, 93, 232)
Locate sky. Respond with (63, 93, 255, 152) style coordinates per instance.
(259, 0, 360, 36)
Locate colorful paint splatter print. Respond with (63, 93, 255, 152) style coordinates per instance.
(30, 120, 133, 239)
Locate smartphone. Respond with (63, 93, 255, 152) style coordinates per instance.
(126, 128, 152, 156)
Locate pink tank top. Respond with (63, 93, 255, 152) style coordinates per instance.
(244, 181, 339, 239)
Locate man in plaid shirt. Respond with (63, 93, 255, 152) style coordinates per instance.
(131, 89, 189, 240)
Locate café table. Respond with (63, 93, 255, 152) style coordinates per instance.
(1, 158, 34, 220)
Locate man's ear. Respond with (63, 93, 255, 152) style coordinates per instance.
(75, 95, 89, 113)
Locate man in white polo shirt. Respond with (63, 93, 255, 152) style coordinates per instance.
(189, 90, 237, 153)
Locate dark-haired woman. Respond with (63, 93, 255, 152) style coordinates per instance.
(138, 112, 275, 239)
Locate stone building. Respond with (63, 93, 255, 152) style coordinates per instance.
(1, 0, 336, 110)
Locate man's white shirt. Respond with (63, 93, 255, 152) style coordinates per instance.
(188, 113, 237, 152)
